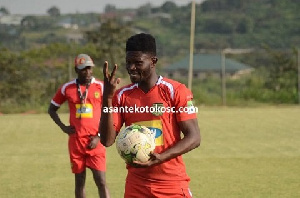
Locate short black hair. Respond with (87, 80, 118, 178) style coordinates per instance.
(126, 33, 156, 55)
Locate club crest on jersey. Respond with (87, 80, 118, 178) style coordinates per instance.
(187, 100, 194, 107)
(186, 100, 196, 114)
(151, 103, 164, 116)
(94, 92, 100, 98)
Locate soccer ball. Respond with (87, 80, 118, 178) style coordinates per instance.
(116, 124, 156, 164)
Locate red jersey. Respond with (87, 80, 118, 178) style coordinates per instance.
(113, 76, 197, 187)
(51, 77, 103, 137)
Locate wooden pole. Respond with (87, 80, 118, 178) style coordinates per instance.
(221, 50, 226, 106)
(298, 48, 300, 104)
(188, 0, 196, 90)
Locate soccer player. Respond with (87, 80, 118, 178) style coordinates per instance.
(100, 33, 201, 197)
(48, 54, 110, 198)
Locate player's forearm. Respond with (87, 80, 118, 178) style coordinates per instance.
(160, 133, 201, 162)
(99, 98, 116, 147)
(99, 114, 116, 147)
(160, 119, 201, 162)
(48, 108, 66, 129)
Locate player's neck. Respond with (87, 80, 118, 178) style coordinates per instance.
(138, 73, 159, 93)
(77, 78, 91, 85)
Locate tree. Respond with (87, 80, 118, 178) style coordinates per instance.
(104, 4, 117, 13)
(85, 19, 133, 75)
(236, 17, 254, 34)
(21, 16, 38, 29)
(161, 1, 177, 13)
(265, 48, 297, 89)
(47, 6, 60, 17)
(262, 47, 298, 103)
(0, 48, 31, 108)
(0, 7, 10, 15)
(137, 3, 152, 17)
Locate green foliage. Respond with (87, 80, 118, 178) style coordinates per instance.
(85, 19, 133, 76)
(173, 46, 298, 106)
(0, 6, 10, 15)
(136, 3, 152, 17)
(203, 17, 236, 34)
(47, 6, 60, 17)
(161, 1, 177, 13)
(104, 4, 117, 13)
(264, 47, 297, 90)
(236, 47, 298, 104)
(231, 48, 298, 104)
(0, 49, 31, 109)
(0, 43, 102, 113)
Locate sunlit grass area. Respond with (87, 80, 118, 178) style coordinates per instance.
(0, 106, 299, 197)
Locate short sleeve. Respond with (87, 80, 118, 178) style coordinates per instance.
(174, 84, 197, 122)
(51, 86, 66, 107)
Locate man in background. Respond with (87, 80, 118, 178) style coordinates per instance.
(48, 54, 110, 198)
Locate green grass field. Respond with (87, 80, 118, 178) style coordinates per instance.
(0, 106, 299, 198)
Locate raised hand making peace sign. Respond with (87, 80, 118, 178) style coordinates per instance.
(102, 61, 121, 99)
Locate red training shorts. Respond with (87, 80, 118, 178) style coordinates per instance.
(125, 180, 193, 198)
(68, 134, 106, 173)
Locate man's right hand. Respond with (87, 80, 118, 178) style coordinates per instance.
(103, 61, 120, 99)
